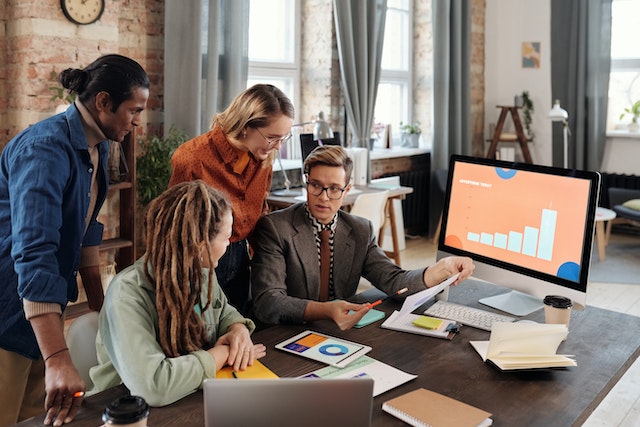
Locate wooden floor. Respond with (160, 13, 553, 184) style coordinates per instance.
(393, 235, 640, 427)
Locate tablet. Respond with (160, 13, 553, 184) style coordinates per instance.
(275, 330, 372, 368)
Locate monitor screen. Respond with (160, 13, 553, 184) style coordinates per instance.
(437, 155, 600, 315)
(300, 132, 341, 162)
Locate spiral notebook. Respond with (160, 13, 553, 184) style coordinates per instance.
(382, 388, 493, 427)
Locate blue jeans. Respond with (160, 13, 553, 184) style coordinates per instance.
(215, 240, 251, 316)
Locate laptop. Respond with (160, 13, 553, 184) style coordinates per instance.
(203, 377, 374, 427)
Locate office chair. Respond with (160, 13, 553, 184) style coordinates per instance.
(66, 311, 99, 388)
(349, 191, 390, 244)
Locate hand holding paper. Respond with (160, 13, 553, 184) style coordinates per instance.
(399, 273, 460, 316)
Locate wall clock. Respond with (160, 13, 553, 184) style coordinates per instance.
(61, 0, 105, 25)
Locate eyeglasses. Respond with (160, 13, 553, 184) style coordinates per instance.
(254, 127, 292, 147)
(306, 180, 347, 200)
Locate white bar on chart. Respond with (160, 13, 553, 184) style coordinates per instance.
(522, 226, 539, 257)
(536, 209, 557, 261)
(480, 232, 493, 245)
(494, 232, 508, 249)
(508, 231, 523, 253)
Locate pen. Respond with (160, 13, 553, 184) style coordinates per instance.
(367, 288, 410, 307)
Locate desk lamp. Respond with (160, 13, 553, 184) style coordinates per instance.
(548, 100, 570, 168)
(272, 149, 302, 196)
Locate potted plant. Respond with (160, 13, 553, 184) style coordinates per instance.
(399, 121, 421, 148)
(520, 91, 534, 140)
(49, 70, 76, 113)
(619, 100, 640, 132)
(136, 126, 188, 206)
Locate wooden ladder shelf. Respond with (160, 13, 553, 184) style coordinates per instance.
(485, 105, 533, 163)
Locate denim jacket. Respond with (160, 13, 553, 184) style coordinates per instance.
(0, 104, 109, 359)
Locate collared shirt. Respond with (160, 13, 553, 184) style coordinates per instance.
(306, 205, 338, 300)
(0, 103, 109, 358)
(168, 124, 272, 242)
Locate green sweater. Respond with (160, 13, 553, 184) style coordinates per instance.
(89, 258, 255, 406)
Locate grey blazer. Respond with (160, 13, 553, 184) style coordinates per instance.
(250, 203, 425, 325)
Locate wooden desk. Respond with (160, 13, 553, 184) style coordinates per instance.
(17, 280, 640, 427)
(267, 185, 414, 265)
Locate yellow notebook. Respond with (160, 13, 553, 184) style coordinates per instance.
(382, 388, 493, 427)
(217, 360, 279, 379)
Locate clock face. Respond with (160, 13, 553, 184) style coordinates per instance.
(61, 0, 105, 25)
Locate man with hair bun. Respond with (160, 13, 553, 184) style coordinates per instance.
(0, 54, 149, 426)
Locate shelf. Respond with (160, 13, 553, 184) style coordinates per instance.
(99, 237, 134, 251)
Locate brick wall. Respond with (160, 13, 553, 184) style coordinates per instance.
(0, 0, 164, 150)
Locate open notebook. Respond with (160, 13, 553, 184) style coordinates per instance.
(203, 377, 374, 427)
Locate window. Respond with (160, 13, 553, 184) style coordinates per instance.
(373, 0, 412, 145)
(247, 0, 300, 113)
(607, 0, 640, 130)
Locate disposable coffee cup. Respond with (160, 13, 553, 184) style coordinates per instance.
(543, 295, 572, 328)
(102, 396, 149, 427)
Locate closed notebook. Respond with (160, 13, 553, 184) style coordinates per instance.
(382, 388, 493, 427)
(217, 360, 279, 379)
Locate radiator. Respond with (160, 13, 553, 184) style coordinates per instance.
(380, 169, 430, 236)
(599, 173, 640, 208)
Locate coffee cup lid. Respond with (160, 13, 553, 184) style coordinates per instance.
(103, 396, 149, 424)
(543, 295, 572, 309)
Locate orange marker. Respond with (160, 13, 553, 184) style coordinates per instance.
(368, 299, 383, 308)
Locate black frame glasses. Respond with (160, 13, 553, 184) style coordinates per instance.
(306, 180, 347, 200)
(254, 127, 292, 147)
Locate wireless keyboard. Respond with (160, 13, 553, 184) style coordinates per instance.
(423, 301, 516, 331)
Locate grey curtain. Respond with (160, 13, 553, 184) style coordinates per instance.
(430, 0, 471, 236)
(333, 0, 387, 153)
(431, 0, 472, 171)
(551, 0, 611, 171)
(164, 0, 249, 138)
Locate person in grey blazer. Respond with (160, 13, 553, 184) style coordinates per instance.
(251, 145, 475, 330)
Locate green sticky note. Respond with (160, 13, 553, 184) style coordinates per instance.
(412, 315, 444, 330)
(351, 309, 386, 328)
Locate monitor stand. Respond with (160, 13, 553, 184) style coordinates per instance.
(479, 290, 543, 316)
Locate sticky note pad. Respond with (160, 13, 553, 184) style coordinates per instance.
(412, 315, 444, 330)
(351, 308, 386, 328)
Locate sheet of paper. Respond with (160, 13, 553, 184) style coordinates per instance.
(298, 355, 416, 397)
(399, 273, 460, 316)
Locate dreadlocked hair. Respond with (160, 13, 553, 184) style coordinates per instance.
(143, 180, 231, 358)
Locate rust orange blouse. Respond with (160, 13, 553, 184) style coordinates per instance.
(168, 125, 272, 242)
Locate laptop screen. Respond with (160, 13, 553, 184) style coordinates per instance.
(203, 377, 373, 427)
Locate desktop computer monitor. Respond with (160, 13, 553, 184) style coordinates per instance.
(436, 155, 601, 316)
(300, 132, 341, 162)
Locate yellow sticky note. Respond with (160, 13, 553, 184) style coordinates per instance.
(412, 315, 444, 330)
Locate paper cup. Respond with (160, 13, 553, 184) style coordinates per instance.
(543, 295, 572, 328)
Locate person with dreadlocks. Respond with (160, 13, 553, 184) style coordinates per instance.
(89, 180, 265, 407)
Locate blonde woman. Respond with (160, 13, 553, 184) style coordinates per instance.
(90, 181, 266, 406)
(169, 84, 294, 315)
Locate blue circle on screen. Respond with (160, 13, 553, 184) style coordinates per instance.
(557, 261, 580, 282)
(319, 344, 349, 356)
(494, 168, 518, 179)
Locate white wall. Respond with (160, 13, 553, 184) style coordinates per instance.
(484, 0, 553, 165)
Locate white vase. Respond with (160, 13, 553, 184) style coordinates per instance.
(401, 133, 420, 148)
